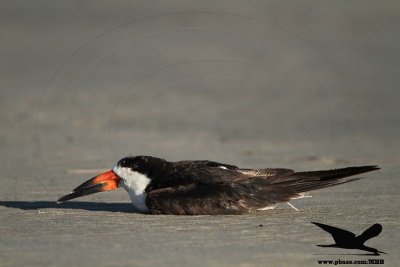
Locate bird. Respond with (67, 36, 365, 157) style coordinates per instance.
(57, 155, 379, 215)
(312, 222, 386, 255)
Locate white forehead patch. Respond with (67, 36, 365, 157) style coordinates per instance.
(112, 166, 150, 213)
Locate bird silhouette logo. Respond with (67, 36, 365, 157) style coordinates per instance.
(312, 222, 386, 255)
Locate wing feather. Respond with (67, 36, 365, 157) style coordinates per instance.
(145, 164, 378, 214)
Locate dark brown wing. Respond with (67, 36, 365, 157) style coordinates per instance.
(146, 160, 293, 192)
(146, 165, 379, 214)
(263, 166, 379, 193)
(146, 181, 298, 215)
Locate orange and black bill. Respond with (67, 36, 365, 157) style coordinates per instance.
(57, 170, 120, 203)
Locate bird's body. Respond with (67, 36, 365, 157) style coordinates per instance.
(58, 156, 379, 215)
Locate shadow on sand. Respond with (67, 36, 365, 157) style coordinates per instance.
(0, 201, 135, 213)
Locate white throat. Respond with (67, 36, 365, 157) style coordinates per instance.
(112, 166, 150, 212)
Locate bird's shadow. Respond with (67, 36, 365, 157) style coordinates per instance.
(0, 201, 136, 213)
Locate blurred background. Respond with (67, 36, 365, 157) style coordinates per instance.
(0, 1, 399, 266)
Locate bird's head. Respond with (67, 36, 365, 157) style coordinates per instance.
(57, 156, 167, 203)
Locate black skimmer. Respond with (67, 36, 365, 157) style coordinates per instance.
(312, 222, 386, 255)
(57, 156, 379, 215)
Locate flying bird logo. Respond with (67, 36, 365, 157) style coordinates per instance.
(312, 222, 386, 255)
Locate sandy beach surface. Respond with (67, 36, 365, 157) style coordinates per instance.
(1, 1, 399, 266)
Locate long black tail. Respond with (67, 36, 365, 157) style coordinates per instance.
(273, 165, 380, 193)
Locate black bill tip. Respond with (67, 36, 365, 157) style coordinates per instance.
(56, 183, 106, 204)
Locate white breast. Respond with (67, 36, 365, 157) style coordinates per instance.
(112, 166, 151, 212)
